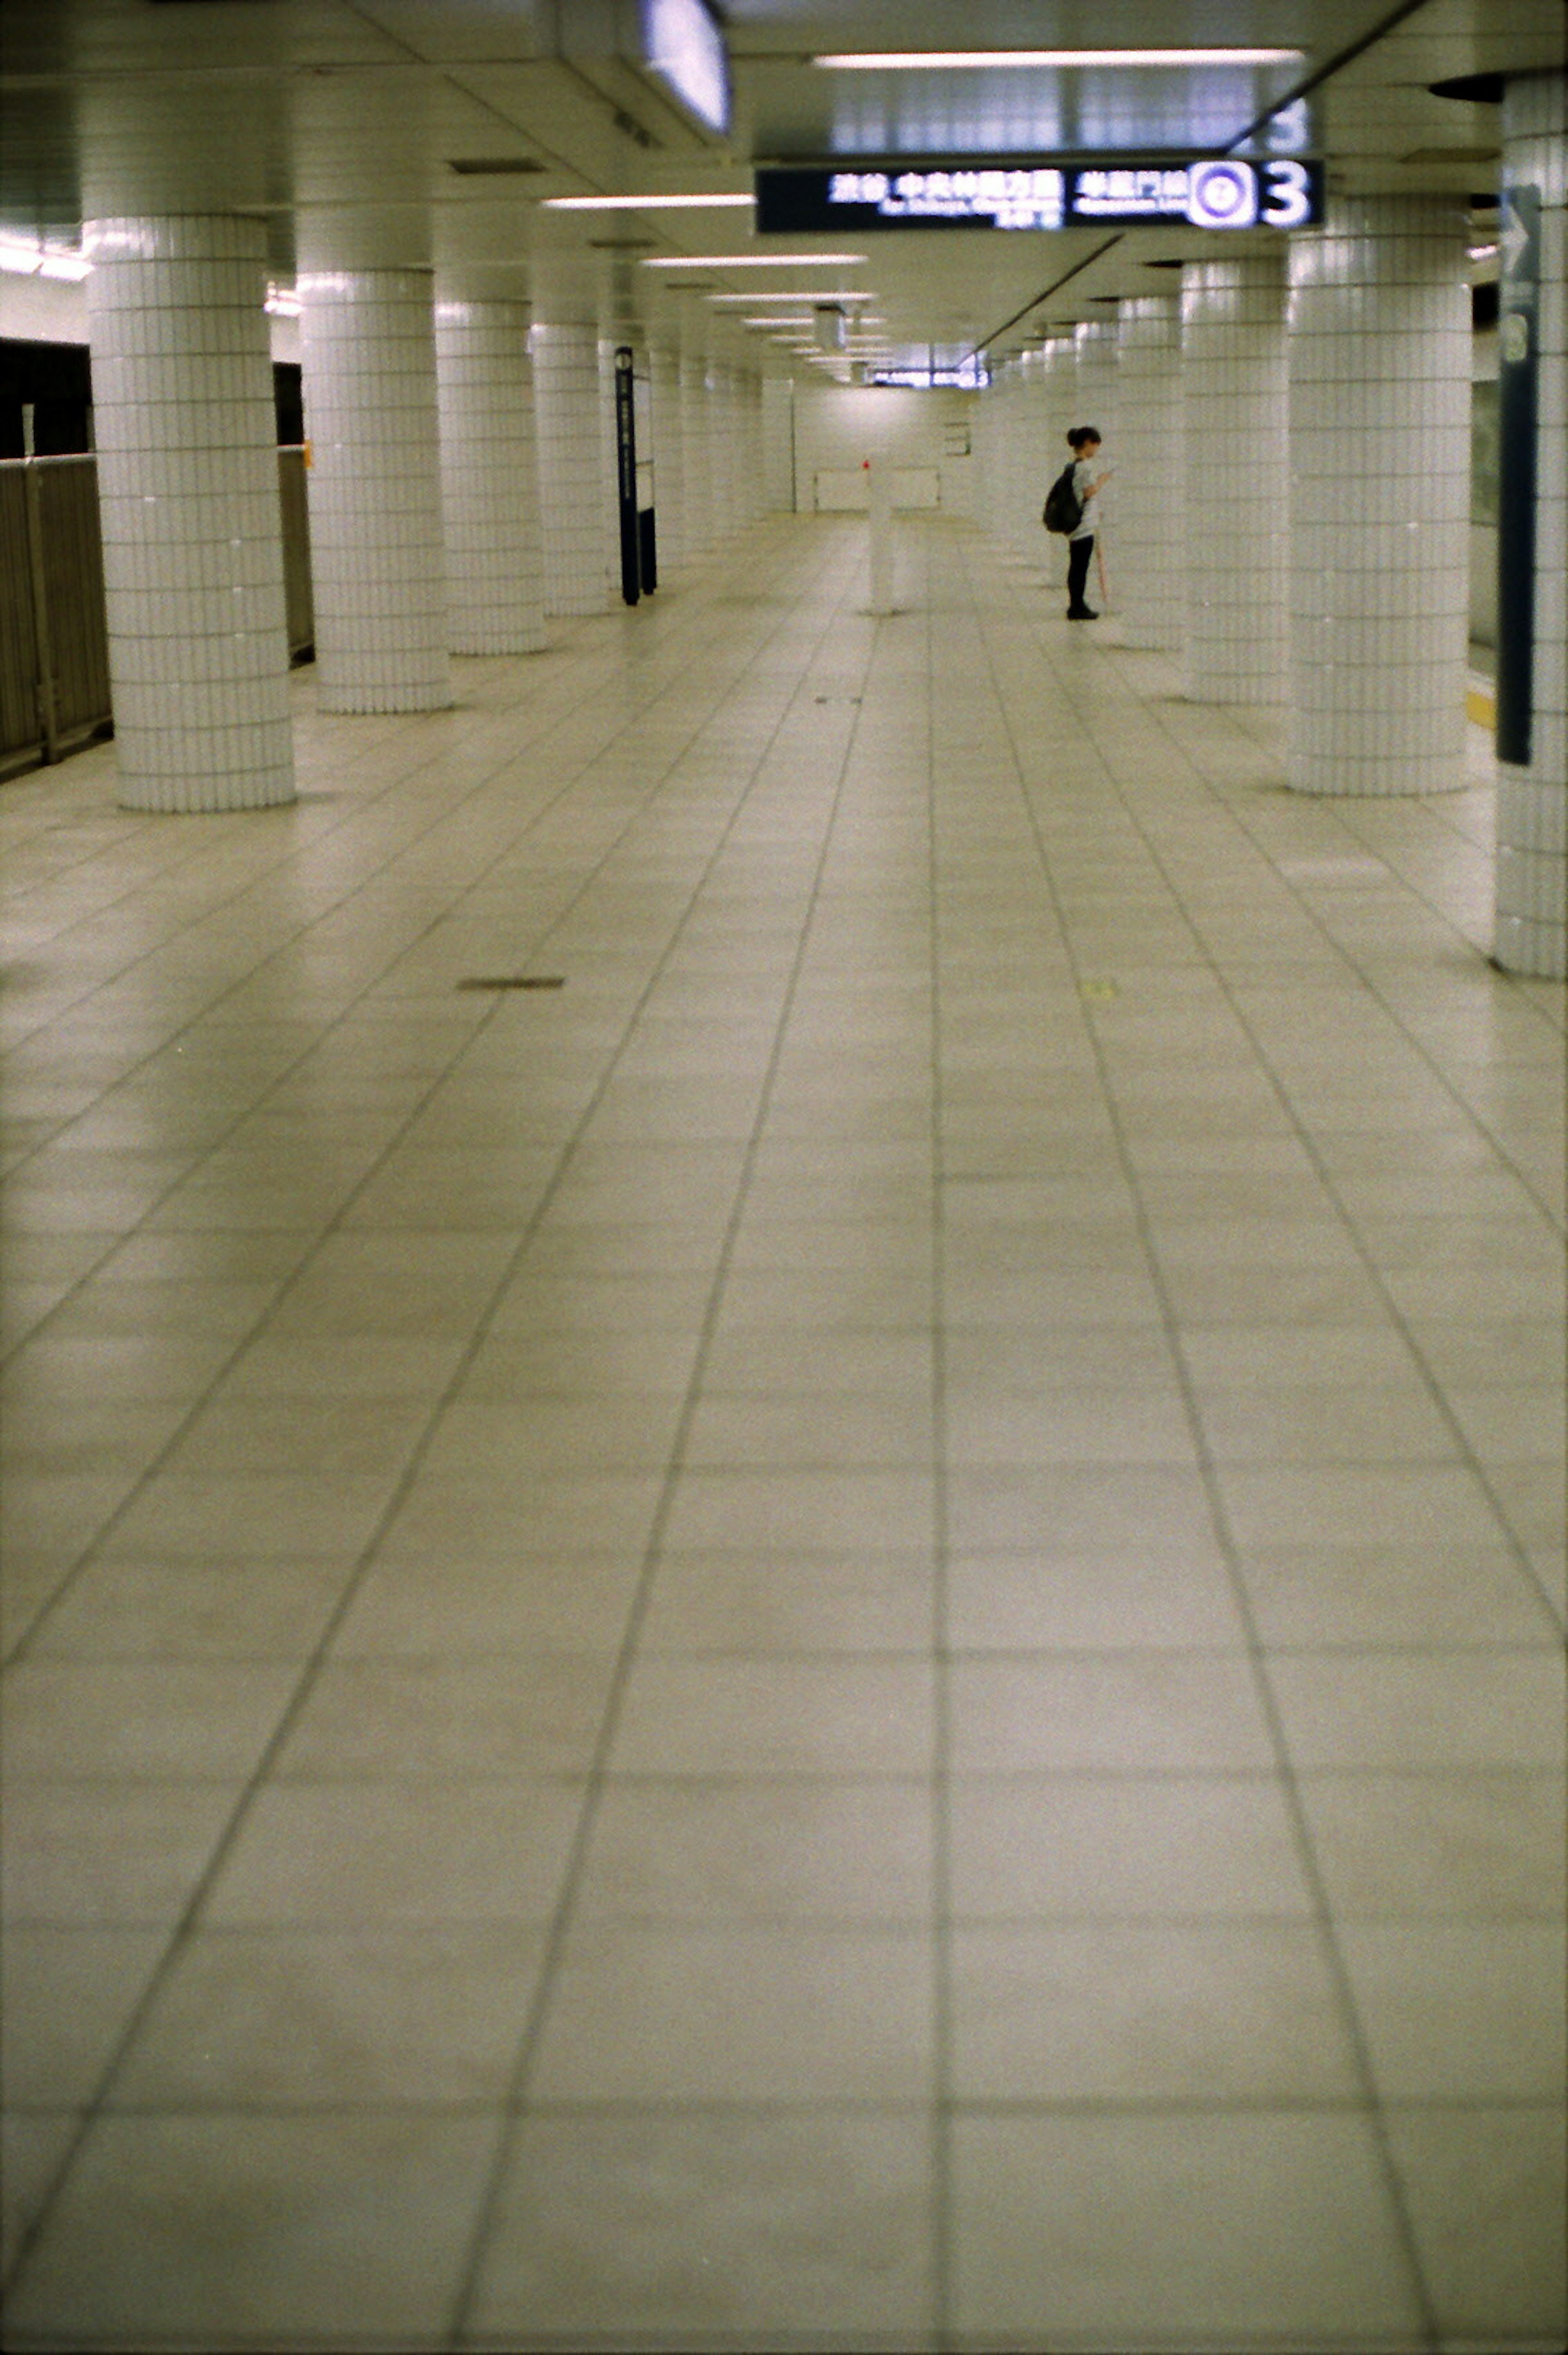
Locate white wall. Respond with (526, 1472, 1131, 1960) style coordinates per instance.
(2, 271, 301, 362)
(790, 384, 976, 515)
(0, 274, 89, 343)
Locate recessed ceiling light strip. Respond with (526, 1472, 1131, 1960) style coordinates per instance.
(811, 50, 1305, 71)
(545, 194, 753, 209)
(641, 252, 866, 267)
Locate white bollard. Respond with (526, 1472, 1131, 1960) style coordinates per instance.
(865, 457, 895, 615)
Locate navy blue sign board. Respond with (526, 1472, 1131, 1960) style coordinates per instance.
(1495, 184, 1540, 766)
(755, 158, 1322, 235)
(614, 345, 640, 608)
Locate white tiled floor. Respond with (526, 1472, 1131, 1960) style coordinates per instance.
(2, 512, 1564, 2353)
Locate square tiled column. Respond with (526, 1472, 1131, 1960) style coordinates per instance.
(681, 326, 717, 557)
(436, 297, 547, 657)
(709, 361, 739, 544)
(762, 375, 794, 513)
(299, 268, 452, 713)
(1073, 317, 1118, 449)
(531, 321, 614, 618)
(649, 336, 686, 566)
(740, 372, 764, 526)
(82, 214, 294, 812)
(1183, 254, 1290, 705)
(1287, 197, 1471, 798)
(1494, 69, 1568, 977)
(1116, 293, 1185, 654)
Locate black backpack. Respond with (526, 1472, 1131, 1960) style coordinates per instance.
(1042, 463, 1082, 535)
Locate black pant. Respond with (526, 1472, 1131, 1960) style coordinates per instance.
(1067, 535, 1095, 612)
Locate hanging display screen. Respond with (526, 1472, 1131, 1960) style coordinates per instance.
(755, 158, 1321, 233)
(640, 0, 731, 136)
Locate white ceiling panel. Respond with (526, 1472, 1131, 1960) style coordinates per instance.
(1, 0, 1561, 365)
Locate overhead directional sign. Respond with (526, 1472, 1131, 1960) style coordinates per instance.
(755, 157, 1321, 234)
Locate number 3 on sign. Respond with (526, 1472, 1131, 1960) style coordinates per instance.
(1261, 160, 1314, 227)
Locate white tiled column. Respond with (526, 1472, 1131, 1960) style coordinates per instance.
(762, 374, 794, 512)
(982, 360, 1008, 543)
(1010, 356, 1037, 559)
(734, 372, 758, 525)
(1116, 292, 1185, 653)
(680, 323, 715, 556)
(1182, 254, 1290, 704)
(1495, 70, 1568, 976)
(435, 297, 546, 656)
(1073, 315, 1118, 444)
(531, 321, 613, 618)
(1043, 331, 1076, 438)
(82, 215, 294, 812)
(710, 360, 739, 541)
(1287, 198, 1470, 797)
(299, 269, 451, 713)
(649, 334, 686, 566)
(597, 335, 625, 585)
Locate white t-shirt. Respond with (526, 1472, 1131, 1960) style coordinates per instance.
(1069, 457, 1100, 541)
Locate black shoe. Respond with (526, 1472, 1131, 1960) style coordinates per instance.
(1066, 605, 1098, 620)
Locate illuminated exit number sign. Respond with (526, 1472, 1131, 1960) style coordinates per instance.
(755, 158, 1322, 232)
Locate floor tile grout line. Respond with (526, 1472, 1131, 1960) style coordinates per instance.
(0, 529, 869, 2308)
(0, 672, 677, 1358)
(443, 538, 893, 2345)
(1078, 628, 1567, 1234)
(925, 539, 958, 2355)
(960, 532, 1447, 2355)
(7, 2090, 1552, 2119)
(0, 524, 819, 1198)
(0, 529, 850, 1660)
(1005, 591, 1565, 1637)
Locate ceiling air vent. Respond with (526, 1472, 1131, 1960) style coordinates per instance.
(447, 158, 544, 177)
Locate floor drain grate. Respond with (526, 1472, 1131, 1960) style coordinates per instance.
(456, 975, 566, 992)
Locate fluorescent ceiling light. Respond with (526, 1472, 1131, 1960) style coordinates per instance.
(811, 49, 1305, 70)
(641, 252, 866, 267)
(708, 290, 869, 305)
(545, 193, 752, 209)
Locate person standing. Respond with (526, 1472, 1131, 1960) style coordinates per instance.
(1064, 426, 1111, 619)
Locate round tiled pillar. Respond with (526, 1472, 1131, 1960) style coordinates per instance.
(435, 297, 546, 656)
(1073, 315, 1118, 445)
(1037, 336, 1077, 560)
(1494, 69, 1568, 977)
(680, 321, 716, 556)
(1287, 197, 1471, 796)
(1116, 293, 1185, 654)
(649, 334, 686, 566)
(531, 321, 613, 617)
(1182, 254, 1290, 704)
(299, 269, 452, 711)
(82, 215, 294, 812)
(734, 361, 759, 530)
(762, 374, 794, 513)
(982, 359, 1008, 544)
(711, 359, 740, 541)
(1011, 353, 1044, 564)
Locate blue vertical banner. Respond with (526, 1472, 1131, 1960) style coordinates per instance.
(1495, 184, 1540, 765)
(614, 345, 640, 608)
